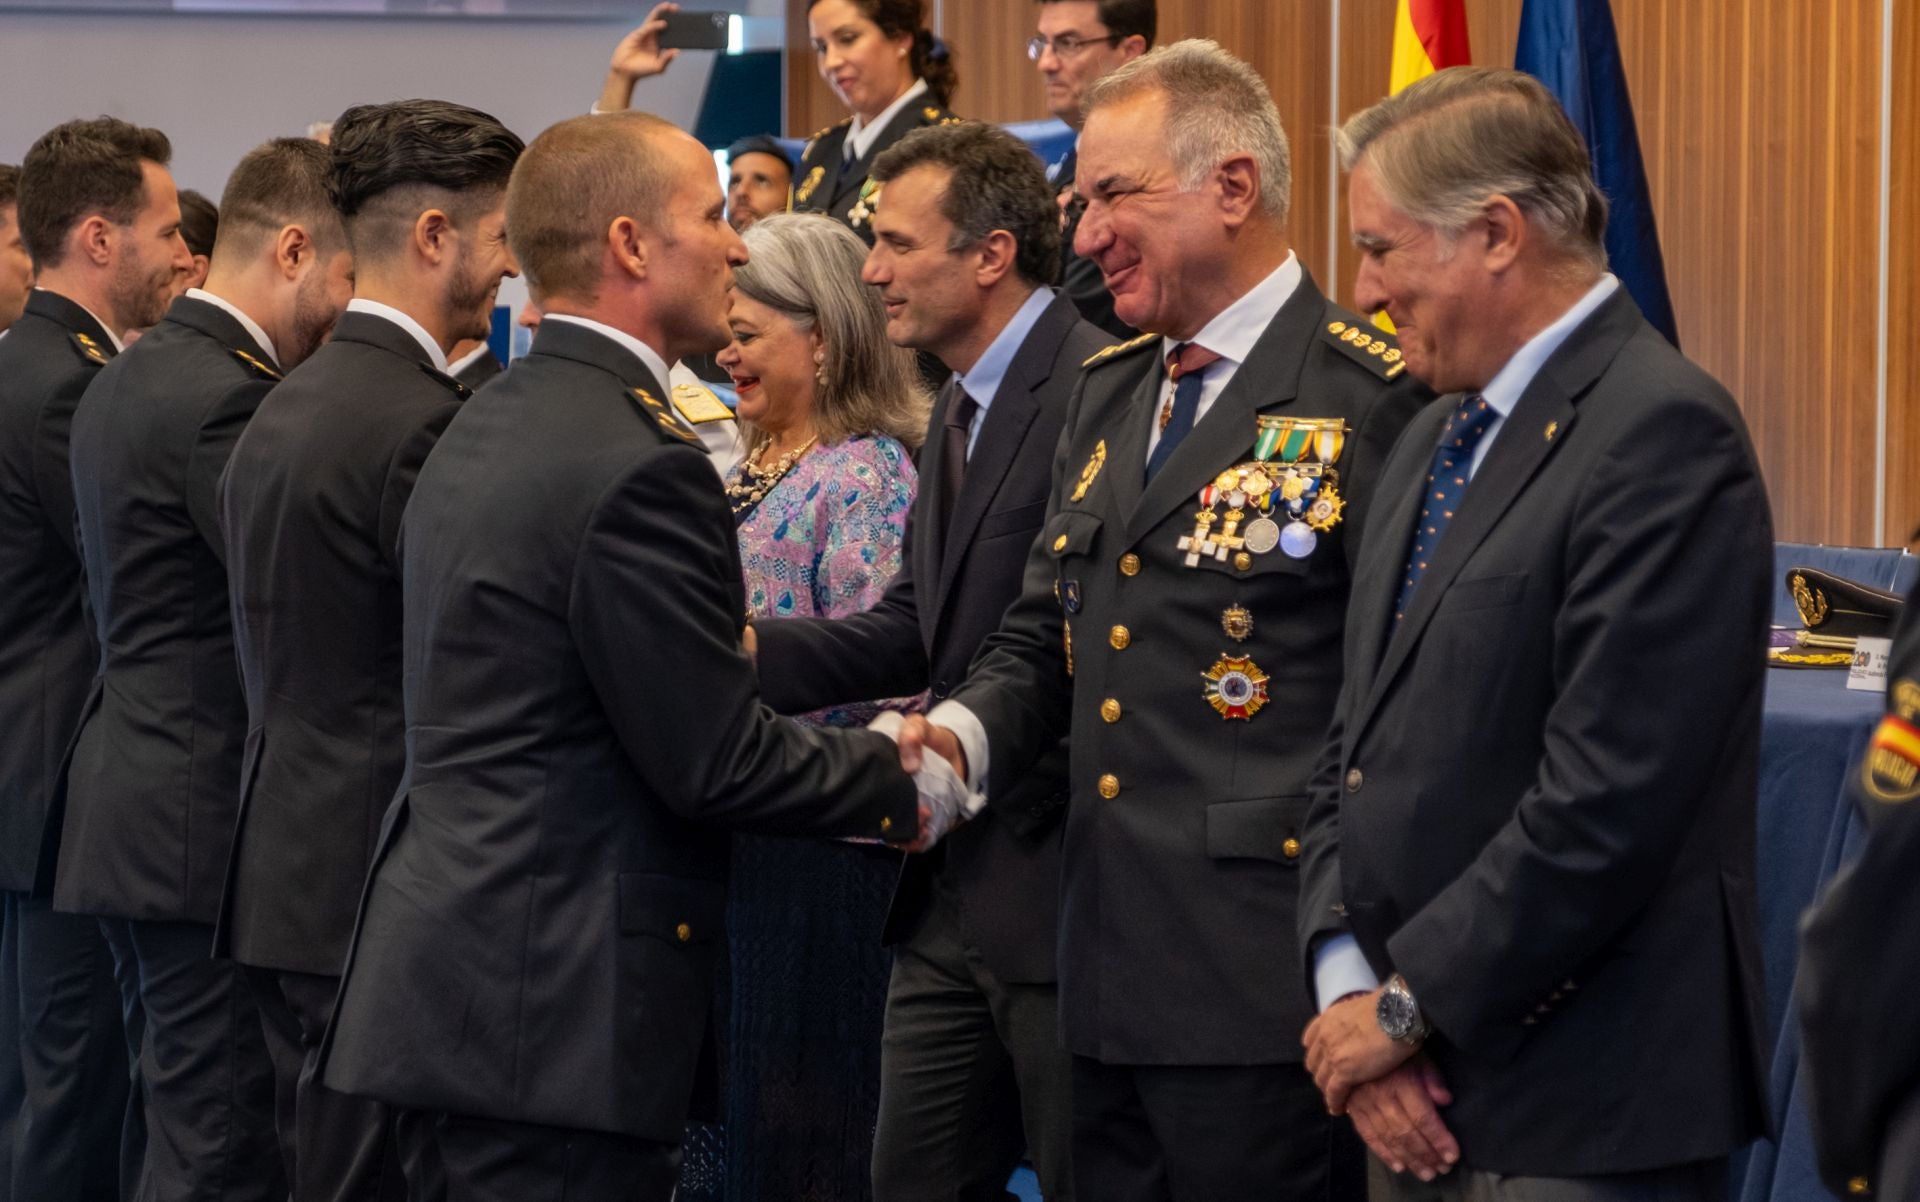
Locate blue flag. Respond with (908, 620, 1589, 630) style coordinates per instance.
(1515, 0, 1678, 346)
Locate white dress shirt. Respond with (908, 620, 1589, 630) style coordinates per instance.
(185, 287, 279, 366)
(1309, 271, 1624, 1013)
(847, 78, 929, 161)
(1141, 252, 1303, 467)
(447, 341, 495, 379)
(345, 298, 449, 373)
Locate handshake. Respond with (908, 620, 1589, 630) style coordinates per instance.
(866, 713, 979, 854)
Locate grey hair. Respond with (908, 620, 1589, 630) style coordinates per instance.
(733, 213, 931, 453)
(1337, 66, 1608, 269)
(1082, 38, 1291, 224)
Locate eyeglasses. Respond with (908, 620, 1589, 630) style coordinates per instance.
(1027, 33, 1123, 60)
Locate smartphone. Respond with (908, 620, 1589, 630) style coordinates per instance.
(657, 10, 731, 50)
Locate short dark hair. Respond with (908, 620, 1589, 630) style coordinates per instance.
(177, 189, 219, 259)
(1036, 0, 1156, 47)
(0, 164, 20, 214)
(18, 116, 173, 269)
(327, 99, 524, 261)
(212, 138, 339, 262)
(871, 122, 1061, 287)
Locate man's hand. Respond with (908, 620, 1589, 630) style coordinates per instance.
(740, 623, 758, 666)
(597, 2, 681, 112)
(1303, 988, 1418, 1113)
(896, 714, 966, 782)
(1345, 1058, 1459, 1182)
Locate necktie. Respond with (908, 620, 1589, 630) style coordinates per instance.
(1392, 395, 1501, 623)
(939, 385, 978, 536)
(1145, 342, 1222, 483)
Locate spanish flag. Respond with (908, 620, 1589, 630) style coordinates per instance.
(1390, 0, 1472, 95)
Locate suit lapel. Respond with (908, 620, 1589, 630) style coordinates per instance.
(1353, 289, 1643, 736)
(1122, 275, 1323, 546)
(1348, 398, 1452, 682)
(1094, 354, 1156, 528)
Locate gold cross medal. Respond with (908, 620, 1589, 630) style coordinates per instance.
(1178, 479, 1229, 567)
(1201, 653, 1270, 720)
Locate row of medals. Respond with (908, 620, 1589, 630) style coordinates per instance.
(1190, 417, 1349, 722)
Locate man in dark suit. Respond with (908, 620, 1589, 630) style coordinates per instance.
(318, 110, 955, 1200)
(215, 100, 522, 1202)
(895, 41, 1426, 1202)
(1799, 575, 1920, 1200)
(0, 116, 192, 1201)
(59, 135, 355, 1200)
(750, 122, 1110, 1202)
(1295, 67, 1772, 1199)
(1031, 0, 1153, 339)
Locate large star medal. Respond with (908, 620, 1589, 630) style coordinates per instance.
(1201, 654, 1270, 720)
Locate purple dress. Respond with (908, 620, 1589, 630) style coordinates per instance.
(722, 434, 918, 1202)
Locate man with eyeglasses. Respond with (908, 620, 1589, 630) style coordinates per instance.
(1029, 0, 1152, 339)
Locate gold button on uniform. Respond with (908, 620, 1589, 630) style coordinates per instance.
(1100, 698, 1122, 723)
(879, 816, 893, 833)
(1345, 768, 1364, 793)
(1109, 625, 1131, 650)
(1119, 553, 1142, 577)
(1097, 774, 1120, 799)
(1234, 551, 1253, 572)
(1847, 1179, 1870, 1196)
(1282, 837, 1302, 860)
(675, 923, 692, 943)
(1052, 534, 1069, 552)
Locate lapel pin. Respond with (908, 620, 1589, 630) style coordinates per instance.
(1544, 421, 1559, 441)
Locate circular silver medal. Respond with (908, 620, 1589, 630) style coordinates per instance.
(1242, 516, 1281, 555)
(1279, 520, 1317, 559)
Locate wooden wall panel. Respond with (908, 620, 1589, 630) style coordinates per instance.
(784, 0, 1905, 544)
(1889, 0, 1919, 544)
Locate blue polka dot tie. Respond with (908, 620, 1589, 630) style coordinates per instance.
(1393, 395, 1500, 624)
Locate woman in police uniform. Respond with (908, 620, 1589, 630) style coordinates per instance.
(795, 0, 960, 235)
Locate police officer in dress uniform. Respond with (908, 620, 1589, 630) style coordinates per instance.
(0, 116, 192, 1202)
(214, 102, 521, 1202)
(316, 111, 960, 1200)
(896, 41, 1426, 1202)
(794, 0, 961, 237)
(61, 135, 357, 1201)
(1800, 571, 1920, 1201)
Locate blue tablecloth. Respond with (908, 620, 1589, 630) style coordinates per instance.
(1732, 667, 1885, 1201)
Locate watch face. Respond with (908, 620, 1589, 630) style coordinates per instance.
(1378, 988, 1416, 1040)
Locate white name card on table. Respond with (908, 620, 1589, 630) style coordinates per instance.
(1847, 637, 1893, 692)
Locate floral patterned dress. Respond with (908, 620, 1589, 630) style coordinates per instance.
(722, 433, 918, 1202)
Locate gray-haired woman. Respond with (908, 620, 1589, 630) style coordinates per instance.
(714, 211, 929, 1201)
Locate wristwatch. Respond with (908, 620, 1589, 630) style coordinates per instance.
(1376, 973, 1430, 1046)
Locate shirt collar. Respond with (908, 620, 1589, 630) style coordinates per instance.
(447, 341, 495, 377)
(848, 78, 929, 160)
(1477, 274, 1620, 418)
(185, 287, 279, 366)
(1158, 251, 1302, 372)
(953, 287, 1052, 412)
(41, 288, 125, 352)
(539, 314, 673, 395)
(345, 298, 449, 372)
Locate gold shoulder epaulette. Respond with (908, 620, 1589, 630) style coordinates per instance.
(69, 331, 110, 366)
(803, 117, 852, 160)
(1322, 310, 1407, 380)
(630, 387, 701, 446)
(670, 382, 735, 425)
(1082, 332, 1158, 369)
(228, 346, 282, 381)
